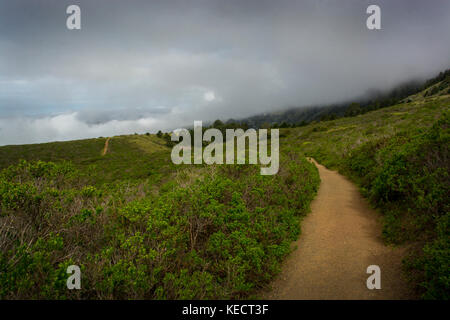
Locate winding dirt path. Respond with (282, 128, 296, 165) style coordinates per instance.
(102, 137, 111, 156)
(264, 159, 415, 300)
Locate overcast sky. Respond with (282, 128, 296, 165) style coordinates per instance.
(0, 0, 449, 145)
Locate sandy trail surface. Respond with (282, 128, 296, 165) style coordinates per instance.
(102, 137, 110, 156)
(264, 159, 414, 299)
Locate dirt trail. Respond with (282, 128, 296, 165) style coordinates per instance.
(102, 137, 110, 156)
(264, 159, 414, 300)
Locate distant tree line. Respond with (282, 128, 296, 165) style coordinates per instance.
(240, 68, 450, 127)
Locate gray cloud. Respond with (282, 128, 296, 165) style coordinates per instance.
(0, 0, 449, 145)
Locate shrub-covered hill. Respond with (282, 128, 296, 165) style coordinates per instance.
(284, 88, 449, 299)
(0, 132, 320, 299)
(0, 73, 448, 300)
(0, 134, 172, 185)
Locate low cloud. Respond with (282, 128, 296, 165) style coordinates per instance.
(0, 113, 166, 145)
(75, 106, 171, 125)
(1, 0, 449, 145)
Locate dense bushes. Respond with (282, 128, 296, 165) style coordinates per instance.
(0, 149, 319, 299)
(343, 112, 449, 298)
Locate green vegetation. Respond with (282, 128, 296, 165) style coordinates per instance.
(0, 135, 172, 185)
(0, 70, 448, 300)
(0, 133, 319, 299)
(285, 88, 449, 299)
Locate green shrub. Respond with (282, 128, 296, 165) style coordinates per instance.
(342, 112, 449, 298)
(419, 213, 450, 299)
(0, 152, 320, 299)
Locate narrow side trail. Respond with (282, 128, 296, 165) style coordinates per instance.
(102, 137, 111, 156)
(264, 159, 414, 299)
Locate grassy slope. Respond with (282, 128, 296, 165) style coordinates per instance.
(0, 134, 172, 185)
(281, 87, 449, 299)
(288, 95, 449, 169)
(1, 80, 448, 299)
(0, 131, 319, 299)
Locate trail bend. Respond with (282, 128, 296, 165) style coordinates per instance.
(264, 158, 414, 300)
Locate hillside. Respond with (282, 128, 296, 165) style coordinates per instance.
(282, 86, 449, 299)
(0, 134, 172, 185)
(0, 73, 449, 300)
(0, 129, 320, 299)
(237, 70, 450, 128)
